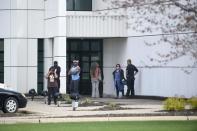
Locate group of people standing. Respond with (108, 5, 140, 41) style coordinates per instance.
(113, 59, 138, 98)
(45, 58, 138, 105)
(89, 59, 138, 99)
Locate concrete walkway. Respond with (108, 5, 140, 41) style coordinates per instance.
(0, 97, 197, 124)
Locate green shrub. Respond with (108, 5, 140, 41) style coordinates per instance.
(106, 102, 120, 110)
(81, 98, 92, 105)
(163, 97, 186, 111)
(62, 94, 72, 104)
(187, 97, 197, 109)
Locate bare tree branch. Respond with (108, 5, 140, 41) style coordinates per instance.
(102, 0, 197, 71)
(172, 0, 197, 14)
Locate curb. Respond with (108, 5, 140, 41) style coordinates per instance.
(1, 116, 197, 124)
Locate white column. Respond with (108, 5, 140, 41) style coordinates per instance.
(44, 0, 66, 93)
(44, 38, 53, 91)
(53, 37, 66, 93)
(4, 39, 29, 93)
(27, 39, 38, 93)
(53, 0, 67, 93)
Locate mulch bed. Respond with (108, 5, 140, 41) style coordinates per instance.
(156, 109, 197, 116)
(79, 102, 105, 107)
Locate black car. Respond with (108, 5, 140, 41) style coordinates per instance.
(0, 88, 27, 113)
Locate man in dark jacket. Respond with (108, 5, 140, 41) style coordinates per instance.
(50, 61, 61, 92)
(126, 59, 138, 97)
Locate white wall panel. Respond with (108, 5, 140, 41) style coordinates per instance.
(4, 67, 11, 88)
(44, 0, 58, 19)
(126, 3, 191, 36)
(45, 17, 66, 37)
(57, 0, 66, 16)
(45, 19, 58, 37)
(44, 39, 53, 90)
(5, 67, 27, 93)
(66, 13, 127, 38)
(28, 0, 44, 9)
(103, 67, 116, 97)
(43, 58, 52, 90)
(140, 68, 197, 98)
(28, 39, 37, 66)
(126, 35, 195, 67)
(0, 0, 11, 9)
(27, 67, 37, 92)
(11, 0, 27, 9)
(45, 0, 66, 19)
(16, 67, 27, 93)
(54, 37, 66, 93)
(0, 11, 11, 37)
(44, 39, 53, 58)
(5, 39, 38, 93)
(92, 0, 109, 10)
(57, 17, 66, 36)
(27, 39, 37, 92)
(11, 10, 27, 38)
(4, 39, 11, 66)
(53, 37, 66, 57)
(10, 39, 27, 66)
(4, 39, 29, 93)
(103, 38, 127, 97)
(10, 67, 18, 91)
(103, 36, 197, 98)
(28, 11, 44, 38)
(4, 67, 17, 91)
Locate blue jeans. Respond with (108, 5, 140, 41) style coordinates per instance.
(91, 79, 99, 98)
(70, 79, 79, 94)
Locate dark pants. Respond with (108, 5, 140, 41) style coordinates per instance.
(115, 81, 124, 98)
(48, 87, 57, 105)
(70, 79, 79, 94)
(116, 88, 124, 98)
(57, 79, 60, 92)
(99, 81, 103, 98)
(126, 79, 135, 96)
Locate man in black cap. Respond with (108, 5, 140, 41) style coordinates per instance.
(126, 59, 138, 97)
(50, 61, 61, 92)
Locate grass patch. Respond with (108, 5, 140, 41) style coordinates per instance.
(0, 121, 197, 131)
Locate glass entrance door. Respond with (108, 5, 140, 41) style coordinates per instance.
(66, 39, 103, 95)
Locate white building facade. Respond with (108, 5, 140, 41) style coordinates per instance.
(0, 0, 196, 98)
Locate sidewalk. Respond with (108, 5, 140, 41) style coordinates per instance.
(0, 97, 197, 124)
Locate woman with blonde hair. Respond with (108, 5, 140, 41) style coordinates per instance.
(90, 62, 101, 98)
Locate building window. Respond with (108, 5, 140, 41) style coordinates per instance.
(67, 0, 92, 11)
(37, 39, 44, 94)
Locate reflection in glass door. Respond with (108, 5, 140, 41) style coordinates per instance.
(66, 39, 103, 95)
